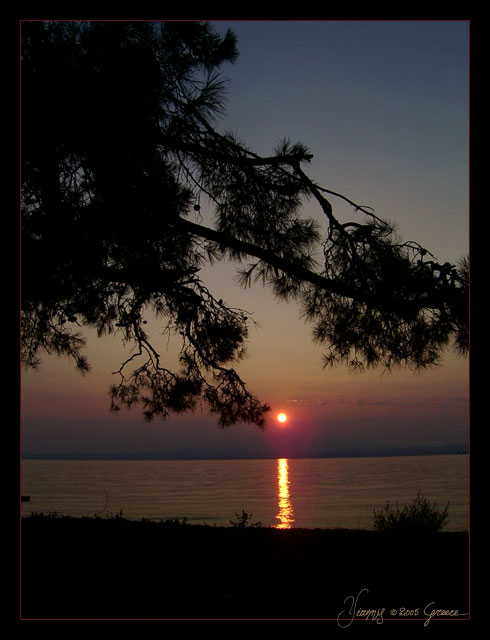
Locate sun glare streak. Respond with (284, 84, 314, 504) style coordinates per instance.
(274, 458, 294, 529)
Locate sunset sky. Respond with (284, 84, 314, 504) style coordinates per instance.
(21, 20, 469, 460)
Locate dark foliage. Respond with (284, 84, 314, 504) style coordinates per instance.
(21, 21, 468, 427)
(229, 510, 263, 528)
(373, 491, 450, 533)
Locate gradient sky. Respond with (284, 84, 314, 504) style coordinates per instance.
(21, 20, 469, 459)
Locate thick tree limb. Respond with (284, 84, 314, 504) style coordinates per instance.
(178, 217, 449, 315)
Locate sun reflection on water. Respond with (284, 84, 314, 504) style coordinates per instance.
(274, 458, 294, 529)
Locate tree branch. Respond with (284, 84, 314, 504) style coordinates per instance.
(178, 217, 448, 315)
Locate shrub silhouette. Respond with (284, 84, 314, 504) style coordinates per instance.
(373, 491, 449, 533)
(229, 510, 263, 528)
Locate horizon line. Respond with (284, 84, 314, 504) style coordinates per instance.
(21, 448, 469, 462)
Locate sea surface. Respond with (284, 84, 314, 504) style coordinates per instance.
(20, 455, 469, 531)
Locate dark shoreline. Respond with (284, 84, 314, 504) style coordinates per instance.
(21, 449, 469, 460)
(20, 515, 469, 622)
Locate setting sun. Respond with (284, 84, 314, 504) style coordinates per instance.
(277, 412, 287, 423)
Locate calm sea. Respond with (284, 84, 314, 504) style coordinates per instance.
(20, 455, 469, 531)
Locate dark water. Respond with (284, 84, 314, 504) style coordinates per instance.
(21, 454, 469, 530)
